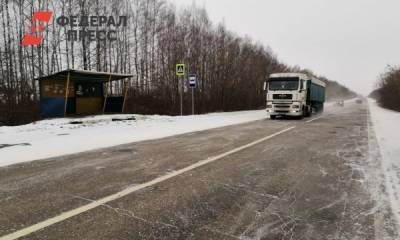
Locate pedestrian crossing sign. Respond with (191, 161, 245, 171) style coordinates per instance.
(176, 64, 186, 76)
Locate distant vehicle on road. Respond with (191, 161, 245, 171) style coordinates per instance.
(356, 99, 363, 104)
(264, 73, 326, 119)
(336, 100, 344, 107)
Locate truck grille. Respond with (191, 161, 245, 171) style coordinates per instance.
(273, 94, 292, 100)
(275, 105, 290, 108)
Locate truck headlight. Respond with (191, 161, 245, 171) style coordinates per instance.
(292, 105, 300, 109)
(267, 105, 272, 108)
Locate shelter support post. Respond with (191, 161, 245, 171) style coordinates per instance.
(122, 79, 129, 113)
(103, 74, 112, 114)
(64, 72, 70, 117)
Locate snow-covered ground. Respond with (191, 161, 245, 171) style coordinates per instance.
(368, 99, 400, 230)
(0, 110, 267, 167)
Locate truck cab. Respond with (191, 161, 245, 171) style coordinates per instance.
(264, 73, 326, 119)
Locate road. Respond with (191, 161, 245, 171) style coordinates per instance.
(0, 102, 398, 239)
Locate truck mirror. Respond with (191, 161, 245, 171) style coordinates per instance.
(263, 82, 267, 91)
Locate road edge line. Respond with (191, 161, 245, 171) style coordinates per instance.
(306, 117, 322, 123)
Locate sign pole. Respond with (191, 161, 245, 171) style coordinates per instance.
(191, 87, 194, 115)
(188, 73, 197, 115)
(180, 76, 183, 116)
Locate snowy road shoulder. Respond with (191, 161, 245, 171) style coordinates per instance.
(368, 100, 400, 158)
(0, 110, 267, 167)
(368, 99, 400, 230)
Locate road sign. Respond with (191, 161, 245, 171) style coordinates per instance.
(176, 64, 186, 76)
(188, 74, 197, 88)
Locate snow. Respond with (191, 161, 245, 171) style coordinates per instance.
(368, 99, 400, 230)
(0, 110, 267, 167)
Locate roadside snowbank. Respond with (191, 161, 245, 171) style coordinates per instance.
(0, 110, 266, 167)
(368, 99, 400, 229)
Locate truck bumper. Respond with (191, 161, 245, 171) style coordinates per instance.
(266, 102, 303, 117)
(267, 110, 303, 117)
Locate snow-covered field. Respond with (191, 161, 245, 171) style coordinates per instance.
(368, 99, 400, 230)
(0, 110, 267, 167)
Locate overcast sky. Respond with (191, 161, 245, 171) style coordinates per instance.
(170, 0, 400, 95)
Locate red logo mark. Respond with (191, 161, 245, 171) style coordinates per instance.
(22, 11, 52, 46)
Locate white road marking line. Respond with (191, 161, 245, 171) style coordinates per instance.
(306, 117, 322, 123)
(0, 126, 296, 240)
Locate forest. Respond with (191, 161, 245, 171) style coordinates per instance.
(0, 0, 355, 125)
(373, 65, 400, 111)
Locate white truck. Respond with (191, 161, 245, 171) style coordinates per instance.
(264, 73, 326, 119)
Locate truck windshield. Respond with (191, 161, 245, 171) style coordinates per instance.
(269, 77, 299, 91)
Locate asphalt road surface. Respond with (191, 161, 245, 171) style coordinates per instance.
(0, 102, 398, 240)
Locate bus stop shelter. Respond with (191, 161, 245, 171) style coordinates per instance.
(37, 69, 133, 118)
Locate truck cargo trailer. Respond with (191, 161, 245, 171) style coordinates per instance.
(264, 73, 326, 119)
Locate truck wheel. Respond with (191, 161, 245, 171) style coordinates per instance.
(305, 107, 311, 117)
(270, 115, 276, 120)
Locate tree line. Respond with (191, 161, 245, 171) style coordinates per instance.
(372, 65, 400, 111)
(0, 0, 355, 125)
